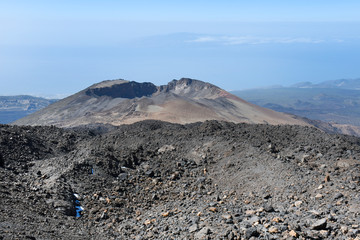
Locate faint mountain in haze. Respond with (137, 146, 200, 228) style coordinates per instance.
(0, 96, 57, 124)
(232, 78, 360, 136)
(291, 78, 360, 89)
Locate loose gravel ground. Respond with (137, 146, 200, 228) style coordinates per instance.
(1, 120, 360, 239)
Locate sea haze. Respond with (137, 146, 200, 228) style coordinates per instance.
(1, 22, 360, 95)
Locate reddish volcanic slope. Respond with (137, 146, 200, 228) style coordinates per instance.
(14, 78, 310, 127)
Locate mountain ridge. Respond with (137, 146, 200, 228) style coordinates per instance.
(13, 78, 308, 128)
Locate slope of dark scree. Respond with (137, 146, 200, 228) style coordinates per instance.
(1, 120, 360, 239)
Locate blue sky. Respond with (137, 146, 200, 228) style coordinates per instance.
(1, 1, 360, 97)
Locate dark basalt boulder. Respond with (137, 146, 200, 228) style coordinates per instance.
(0, 153, 3, 168)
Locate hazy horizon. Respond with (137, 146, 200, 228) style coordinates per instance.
(1, 1, 360, 97)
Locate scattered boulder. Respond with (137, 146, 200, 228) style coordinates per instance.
(311, 218, 327, 230)
(333, 192, 344, 200)
(245, 227, 259, 239)
(194, 227, 211, 239)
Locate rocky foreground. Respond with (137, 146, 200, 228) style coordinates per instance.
(1, 120, 360, 239)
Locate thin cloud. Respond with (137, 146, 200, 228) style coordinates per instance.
(187, 36, 327, 45)
(190, 37, 219, 43)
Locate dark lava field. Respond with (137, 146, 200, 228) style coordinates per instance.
(1, 120, 360, 239)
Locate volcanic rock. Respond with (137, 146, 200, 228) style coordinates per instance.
(1, 120, 360, 239)
(311, 218, 327, 230)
